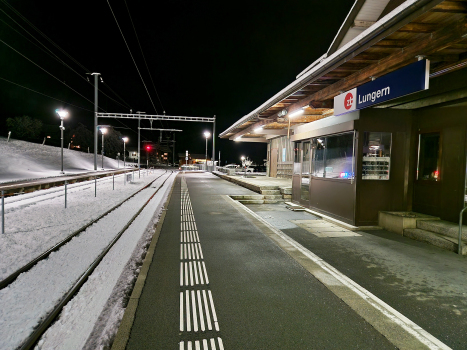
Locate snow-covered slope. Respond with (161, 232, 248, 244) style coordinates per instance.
(0, 137, 126, 183)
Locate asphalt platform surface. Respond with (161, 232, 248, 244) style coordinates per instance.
(124, 172, 467, 349)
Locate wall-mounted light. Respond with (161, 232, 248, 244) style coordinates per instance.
(254, 127, 263, 133)
(235, 136, 242, 141)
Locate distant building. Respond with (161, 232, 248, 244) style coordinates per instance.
(178, 152, 210, 166)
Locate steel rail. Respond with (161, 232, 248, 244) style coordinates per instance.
(0, 170, 168, 290)
(18, 170, 174, 350)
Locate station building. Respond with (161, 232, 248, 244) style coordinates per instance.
(220, 0, 467, 226)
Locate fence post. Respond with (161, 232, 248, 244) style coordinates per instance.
(95, 177, 97, 197)
(65, 181, 67, 208)
(1, 190, 4, 234)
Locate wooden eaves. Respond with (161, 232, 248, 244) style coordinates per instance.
(220, 0, 467, 142)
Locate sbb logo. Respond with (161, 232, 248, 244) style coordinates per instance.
(344, 92, 354, 110)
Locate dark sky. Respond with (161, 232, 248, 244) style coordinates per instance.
(0, 0, 353, 165)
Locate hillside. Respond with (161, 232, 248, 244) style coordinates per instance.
(0, 137, 125, 183)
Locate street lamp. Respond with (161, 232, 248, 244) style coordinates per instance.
(56, 109, 68, 174)
(100, 127, 107, 170)
(204, 131, 211, 171)
(122, 137, 129, 167)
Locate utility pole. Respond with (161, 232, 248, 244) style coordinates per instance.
(212, 115, 216, 168)
(136, 111, 145, 171)
(173, 132, 176, 166)
(91, 73, 101, 171)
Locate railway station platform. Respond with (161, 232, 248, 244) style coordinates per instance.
(111, 172, 467, 350)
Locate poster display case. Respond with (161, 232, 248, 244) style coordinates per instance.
(362, 132, 392, 180)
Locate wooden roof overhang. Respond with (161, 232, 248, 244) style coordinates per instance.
(220, 0, 467, 142)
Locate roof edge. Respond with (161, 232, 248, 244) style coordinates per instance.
(219, 0, 442, 138)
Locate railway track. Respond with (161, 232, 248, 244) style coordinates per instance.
(0, 170, 175, 350)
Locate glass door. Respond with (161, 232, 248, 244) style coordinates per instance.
(301, 141, 310, 202)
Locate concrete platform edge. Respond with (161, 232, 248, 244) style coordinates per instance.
(111, 175, 177, 350)
(224, 196, 451, 350)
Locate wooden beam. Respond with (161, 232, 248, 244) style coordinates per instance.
(252, 129, 288, 136)
(350, 52, 388, 61)
(398, 22, 439, 33)
(426, 54, 460, 61)
(432, 1, 467, 13)
(284, 18, 467, 113)
(373, 39, 412, 48)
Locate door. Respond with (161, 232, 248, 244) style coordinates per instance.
(270, 148, 278, 177)
(413, 132, 442, 216)
(300, 141, 311, 204)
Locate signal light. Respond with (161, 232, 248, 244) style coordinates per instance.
(146, 146, 151, 151)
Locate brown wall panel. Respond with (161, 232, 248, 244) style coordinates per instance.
(309, 178, 355, 224)
(355, 109, 413, 226)
(414, 102, 467, 222)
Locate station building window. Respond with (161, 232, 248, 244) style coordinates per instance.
(417, 132, 441, 181)
(310, 132, 355, 179)
(294, 142, 301, 174)
(301, 141, 310, 201)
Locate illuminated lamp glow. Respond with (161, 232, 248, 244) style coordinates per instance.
(288, 109, 304, 118)
(254, 127, 263, 133)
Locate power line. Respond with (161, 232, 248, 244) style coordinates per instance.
(0, 12, 131, 110)
(124, 0, 165, 113)
(107, 0, 158, 114)
(0, 38, 104, 110)
(0, 0, 133, 110)
(0, 76, 96, 112)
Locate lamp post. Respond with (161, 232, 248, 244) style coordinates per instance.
(122, 137, 128, 167)
(100, 127, 107, 170)
(56, 109, 68, 174)
(204, 131, 211, 171)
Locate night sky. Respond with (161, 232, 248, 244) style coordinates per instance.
(0, 0, 353, 165)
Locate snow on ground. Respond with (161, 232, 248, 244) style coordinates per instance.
(0, 139, 177, 349)
(0, 137, 134, 183)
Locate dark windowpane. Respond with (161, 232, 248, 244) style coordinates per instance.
(417, 133, 440, 181)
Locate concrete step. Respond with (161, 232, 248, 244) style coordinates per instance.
(261, 190, 281, 195)
(264, 199, 283, 204)
(229, 194, 264, 200)
(238, 199, 264, 204)
(280, 187, 292, 195)
(259, 186, 279, 191)
(417, 220, 467, 241)
(282, 194, 292, 200)
(404, 228, 467, 255)
(263, 195, 283, 200)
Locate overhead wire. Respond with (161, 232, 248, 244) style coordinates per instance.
(0, 76, 96, 113)
(0, 38, 105, 110)
(107, 0, 159, 114)
(0, 0, 133, 111)
(123, 0, 165, 114)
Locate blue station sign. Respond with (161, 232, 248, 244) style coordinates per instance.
(334, 59, 430, 116)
